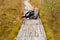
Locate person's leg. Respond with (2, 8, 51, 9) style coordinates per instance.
(22, 16, 27, 18)
(33, 15, 38, 19)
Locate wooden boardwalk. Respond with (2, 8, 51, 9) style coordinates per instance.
(16, 0, 47, 40)
(16, 19, 47, 40)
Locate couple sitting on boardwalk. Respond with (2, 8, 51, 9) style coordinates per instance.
(22, 8, 40, 19)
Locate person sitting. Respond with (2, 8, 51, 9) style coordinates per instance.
(33, 8, 40, 19)
(22, 9, 34, 19)
(22, 8, 40, 19)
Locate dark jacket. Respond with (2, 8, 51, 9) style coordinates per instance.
(25, 10, 34, 18)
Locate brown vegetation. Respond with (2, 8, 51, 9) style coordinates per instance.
(0, 0, 24, 40)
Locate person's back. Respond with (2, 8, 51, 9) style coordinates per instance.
(33, 8, 40, 19)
